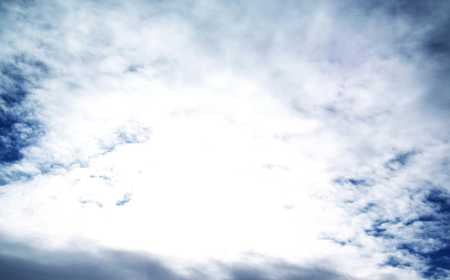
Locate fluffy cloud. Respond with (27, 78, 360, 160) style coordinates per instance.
(1, 0, 449, 279)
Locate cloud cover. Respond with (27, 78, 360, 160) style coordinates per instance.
(1, 0, 450, 279)
(0, 234, 351, 280)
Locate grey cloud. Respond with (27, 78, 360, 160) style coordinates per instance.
(0, 236, 351, 280)
(0, 250, 182, 280)
(384, 151, 417, 171)
(225, 263, 350, 280)
(0, 235, 194, 280)
(372, 1, 450, 118)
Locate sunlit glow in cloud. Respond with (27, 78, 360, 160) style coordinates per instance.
(1, 1, 450, 279)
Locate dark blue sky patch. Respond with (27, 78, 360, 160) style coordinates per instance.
(399, 243, 450, 279)
(384, 256, 400, 267)
(382, 256, 412, 270)
(0, 56, 48, 165)
(365, 219, 397, 239)
(424, 246, 450, 278)
(394, 189, 450, 278)
(426, 189, 450, 215)
(404, 214, 435, 226)
(0, 56, 49, 105)
(397, 243, 421, 257)
(0, 117, 42, 164)
(422, 268, 450, 280)
(363, 0, 437, 21)
(0, 113, 23, 163)
(0, 65, 27, 107)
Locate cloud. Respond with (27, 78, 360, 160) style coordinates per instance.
(0, 235, 350, 280)
(0, 0, 449, 279)
(225, 263, 350, 280)
(0, 235, 187, 280)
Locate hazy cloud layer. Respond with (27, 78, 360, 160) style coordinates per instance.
(1, 0, 449, 279)
(0, 235, 350, 280)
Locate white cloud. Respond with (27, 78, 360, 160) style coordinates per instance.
(1, 1, 449, 279)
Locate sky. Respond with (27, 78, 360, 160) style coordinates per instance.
(0, 0, 450, 279)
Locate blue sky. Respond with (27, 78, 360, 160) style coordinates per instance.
(1, 1, 450, 279)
